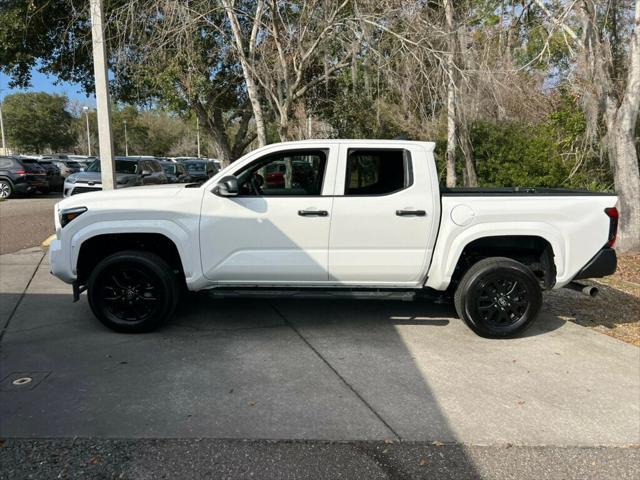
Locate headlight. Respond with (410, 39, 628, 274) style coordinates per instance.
(66, 175, 78, 184)
(59, 207, 87, 228)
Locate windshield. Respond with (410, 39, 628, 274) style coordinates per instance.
(65, 161, 82, 168)
(87, 160, 138, 174)
(184, 161, 205, 172)
(161, 164, 176, 174)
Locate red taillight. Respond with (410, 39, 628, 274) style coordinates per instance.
(605, 207, 619, 248)
(15, 170, 26, 175)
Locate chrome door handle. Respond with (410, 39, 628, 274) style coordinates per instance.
(298, 210, 329, 217)
(396, 210, 426, 217)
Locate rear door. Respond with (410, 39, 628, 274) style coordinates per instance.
(328, 144, 437, 286)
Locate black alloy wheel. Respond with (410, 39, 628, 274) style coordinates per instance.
(87, 251, 180, 333)
(474, 275, 530, 327)
(454, 257, 542, 338)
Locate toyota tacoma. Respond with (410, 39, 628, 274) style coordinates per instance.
(49, 140, 618, 337)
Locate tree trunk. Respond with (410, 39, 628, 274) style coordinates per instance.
(456, 22, 478, 187)
(611, 0, 640, 251)
(459, 120, 478, 187)
(194, 103, 233, 167)
(444, 0, 457, 187)
(222, 0, 267, 147)
(577, 0, 640, 251)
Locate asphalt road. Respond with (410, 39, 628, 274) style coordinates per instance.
(0, 193, 60, 254)
(2, 439, 638, 480)
(1, 247, 638, 479)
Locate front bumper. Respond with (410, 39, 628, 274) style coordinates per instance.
(63, 182, 102, 197)
(48, 238, 76, 284)
(573, 248, 617, 280)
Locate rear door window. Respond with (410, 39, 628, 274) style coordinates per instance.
(345, 149, 412, 196)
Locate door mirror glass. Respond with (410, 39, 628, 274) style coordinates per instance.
(214, 175, 239, 196)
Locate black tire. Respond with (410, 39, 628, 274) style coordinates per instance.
(0, 179, 13, 199)
(454, 257, 542, 338)
(87, 250, 180, 333)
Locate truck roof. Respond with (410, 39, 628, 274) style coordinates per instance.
(264, 139, 436, 151)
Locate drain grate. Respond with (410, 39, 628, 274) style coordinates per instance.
(0, 372, 51, 391)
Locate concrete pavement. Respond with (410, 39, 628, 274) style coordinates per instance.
(0, 247, 639, 477)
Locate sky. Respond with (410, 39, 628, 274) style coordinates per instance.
(0, 69, 96, 107)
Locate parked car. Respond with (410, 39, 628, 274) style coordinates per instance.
(182, 159, 218, 183)
(63, 156, 168, 197)
(50, 140, 618, 336)
(52, 159, 83, 179)
(66, 155, 97, 171)
(35, 159, 64, 192)
(15, 156, 63, 193)
(159, 161, 192, 183)
(0, 156, 49, 198)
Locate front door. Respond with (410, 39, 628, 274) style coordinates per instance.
(200, 148, 335, 284)
(328, 145, 436, 286)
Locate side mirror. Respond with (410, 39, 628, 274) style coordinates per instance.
(141, 169, 152, 177)
(214, 175, 239, 197)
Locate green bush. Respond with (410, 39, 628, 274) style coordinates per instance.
(469, 120, 612, 191)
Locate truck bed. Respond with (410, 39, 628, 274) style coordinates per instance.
(441, 187, 615, 196)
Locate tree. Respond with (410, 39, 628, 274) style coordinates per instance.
(224, 0, 355, 142)
(0, 0, 256, 166)
(527, 0, 640, 250)
(575, 0, 640, 251)
(2, 92, 75, 153)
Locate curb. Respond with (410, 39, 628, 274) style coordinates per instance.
(41, 235, 56, 248)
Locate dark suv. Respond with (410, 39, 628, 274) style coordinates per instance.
(32, 159, 64, 192)
(64, 156, 168, 197)
(182, 159, 218, 183)
(0, 156, 50, 199)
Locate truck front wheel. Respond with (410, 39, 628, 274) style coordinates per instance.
(87, 250, 180, 333)
(454, 257, 542, 338)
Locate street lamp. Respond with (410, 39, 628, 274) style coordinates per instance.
(196, 116, 201, 158)
(83, 106, 91, 156)
(0, 100, 6, 155)
(123, 120, 129, 156)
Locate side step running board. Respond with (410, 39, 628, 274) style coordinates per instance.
(207, 288, 417, 301)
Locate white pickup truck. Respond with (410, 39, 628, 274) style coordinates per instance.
(49, 140, 618, 337)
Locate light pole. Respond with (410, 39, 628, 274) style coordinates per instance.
(83, 106, 91, 156)
(196, 116, 201, 158)
(0, 100, 6, 155)
(123, 120, 129, 156)
(89, 0, 116, 190)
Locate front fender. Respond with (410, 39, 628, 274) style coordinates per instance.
(68, 220, 197, 283)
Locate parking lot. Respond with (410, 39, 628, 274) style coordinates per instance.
(0, 193, 60, 254)
(1, 245, 639, 478)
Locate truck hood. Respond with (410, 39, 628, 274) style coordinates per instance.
(57, 183, 197, 211)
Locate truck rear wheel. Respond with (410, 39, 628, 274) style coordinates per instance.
(454, 257, 542, 338)
(87, 250, 180, 333)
